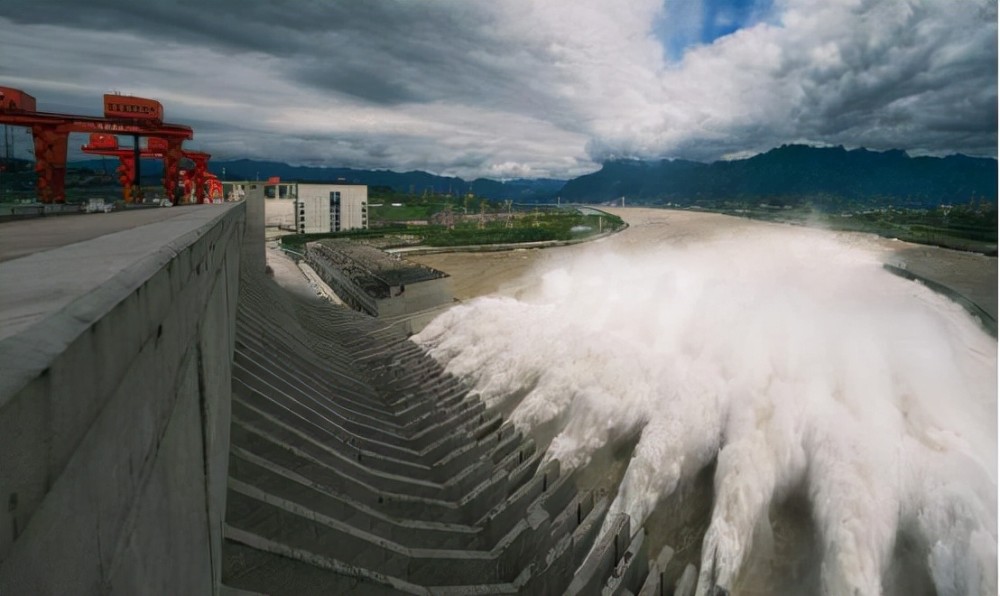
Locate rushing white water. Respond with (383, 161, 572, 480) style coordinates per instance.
(412, 227, 997, 595)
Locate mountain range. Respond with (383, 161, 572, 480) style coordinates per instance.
(67, 144, 997, 209)
(560, 145, 997, 209)
(68, 157, 565, 202)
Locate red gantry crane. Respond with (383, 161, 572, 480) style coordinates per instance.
(81, 134, 222, 204)
(0, 85, 196, 204)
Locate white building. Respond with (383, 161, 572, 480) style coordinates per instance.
(252, 180, 368, 234)
(293, 183, 368, 234)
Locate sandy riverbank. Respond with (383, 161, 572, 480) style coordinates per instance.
(410, 207, 997, 321)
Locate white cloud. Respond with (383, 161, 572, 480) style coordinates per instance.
(0, 0, 994, 178)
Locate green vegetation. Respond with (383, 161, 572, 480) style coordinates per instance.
(711, 201, 997, 255)
(280, 227, 408, 252)
(367, 185, 451, 222)
(281, 200, 624, 252)
(277, 187, 625, 251)
(370, 203, 439, 222)
(420, 212, 620, 246)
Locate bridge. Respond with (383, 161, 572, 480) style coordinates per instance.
(0, 192, 680, 595)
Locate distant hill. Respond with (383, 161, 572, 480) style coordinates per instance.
(66, 158, 566, 202)
(66, 145, 997, 209)
(558, 145, 998, 209)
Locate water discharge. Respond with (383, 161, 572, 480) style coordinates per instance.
(412, 226, 997, 595)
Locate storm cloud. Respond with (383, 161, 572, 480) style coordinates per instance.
(1, 0, 995, 178)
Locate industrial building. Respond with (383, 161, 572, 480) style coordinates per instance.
(293, 182, 368, 233)
(242, 180, 370, 234)
(306, 239, 452, 332)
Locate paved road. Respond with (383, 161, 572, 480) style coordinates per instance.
(0, 206, 221, 263)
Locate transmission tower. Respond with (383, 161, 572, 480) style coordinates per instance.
(443, 204, 454, 229)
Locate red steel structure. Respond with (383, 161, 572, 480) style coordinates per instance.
(0, 86, 195, 203)
(81, 134, 221, 204)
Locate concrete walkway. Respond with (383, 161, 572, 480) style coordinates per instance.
(0, 205, 227, 263)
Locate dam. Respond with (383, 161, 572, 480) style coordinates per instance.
(0, 195, 672, 595)
(1, 195, 995, 595)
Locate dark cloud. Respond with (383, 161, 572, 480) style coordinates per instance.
(0, 0, 995, 179)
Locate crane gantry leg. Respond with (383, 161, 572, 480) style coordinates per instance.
(31, 125, 68, 203)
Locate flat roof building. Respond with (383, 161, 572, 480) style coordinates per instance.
(306, 239, 452, 333)
(250, 180, 369, 234)
(294, 183, 368, 234)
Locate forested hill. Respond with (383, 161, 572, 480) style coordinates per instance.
(66, 157, 565, 202)
(210, 160, 566, 200)
(66, 144, 996, 209)
(558, 145, 997, 209)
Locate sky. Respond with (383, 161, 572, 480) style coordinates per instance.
(0, 0, 996, 180)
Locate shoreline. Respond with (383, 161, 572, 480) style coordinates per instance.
(409, 207, 997, 327)
(385, 221, 628, 257)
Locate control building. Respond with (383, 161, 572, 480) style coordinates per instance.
(306, 239, 453, 333)
(293, 183, 368, 233)
(253, 179, 369, 234)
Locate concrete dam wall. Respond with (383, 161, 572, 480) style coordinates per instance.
(0, 204, 245, 594)
(0, 196, 673, 594)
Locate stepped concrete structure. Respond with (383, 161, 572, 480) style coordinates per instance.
(0, 196, 679, 595)
(305, 239, 453, 333)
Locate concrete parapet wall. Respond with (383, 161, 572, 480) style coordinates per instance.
(375, 276, 452, 319)
(263, 198, 294, 229)
(883, 263, 997, 337)
(0, 204, 245, 594)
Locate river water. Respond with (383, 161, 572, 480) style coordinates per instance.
(412, 208, 997, 595)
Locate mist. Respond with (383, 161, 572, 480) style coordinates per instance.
(412, 227, 997, 595)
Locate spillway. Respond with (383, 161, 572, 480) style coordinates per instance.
(222, 266, 674, 594)
(1, 197, 991, 595)
(411, 220, 997, 596)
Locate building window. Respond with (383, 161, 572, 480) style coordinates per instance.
(330, 191, 342, 232)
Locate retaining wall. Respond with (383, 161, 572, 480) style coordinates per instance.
(883, 263, 998, 337)
(0, 203, 245, 595)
